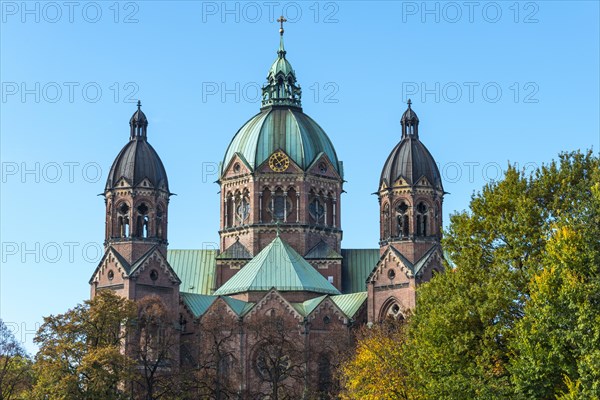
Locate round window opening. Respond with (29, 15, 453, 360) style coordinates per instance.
(233, 163, 241, 173)
(150, 269, 159, 281)
(107, 270, 114, 281)
(387, 269, 396, 280)
(391, 304, 400, 314)
(119, 203, 130, 214)
(318, 162, 328, 174)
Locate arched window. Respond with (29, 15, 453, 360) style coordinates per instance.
(382, 301, 405, 322)
(317, 353, 332, 394)
(268, 189, 291, 222)
(416, 202, 428, 236)
(236, 194, 250, 225)
(156, 206, 164, 238)
(382, 203, 390, 238)
(396, 202, 409, 237)
(309, 197, 325, 225)
(118, 203, 130, 238)
(225, 194, 234, 228)
(136, 203, 149, 238)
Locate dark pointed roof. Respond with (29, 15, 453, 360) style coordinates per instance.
(105, 102, 169, 192)
(129, 100, 148, 135)
(380, 102, 443, 190)
(400, 99, 419, 127)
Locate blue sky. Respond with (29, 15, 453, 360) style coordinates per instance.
(1, 1, 598, 354)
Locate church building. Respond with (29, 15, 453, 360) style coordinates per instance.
(89, 20, 445, 395)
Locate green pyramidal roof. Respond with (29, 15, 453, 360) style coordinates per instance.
(213, 236, 341, 296)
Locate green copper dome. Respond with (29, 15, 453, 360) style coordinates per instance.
(222, 107, 341, 175)
(221, 27, 341, 176)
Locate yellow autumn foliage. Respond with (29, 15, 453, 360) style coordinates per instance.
(339, 323, 412, 400)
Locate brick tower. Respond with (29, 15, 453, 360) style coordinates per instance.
(216, 20, 345, 291)
(90, 101, 180, 311)
(367, 100, 445, 322)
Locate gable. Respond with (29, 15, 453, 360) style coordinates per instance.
(244, 289, 303, 322)
(130, 247, 181, 285)
(306, 152, 342, 180)
(367, 246, 414, 285)
(217, 240, 252, 259)
(221, 152, 253, 179)
(89, 246, 131, 285)
(255, 149, 303, 175)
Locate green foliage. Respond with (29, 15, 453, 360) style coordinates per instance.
(509, 152, 600, 399)
(31, 291, 136, 400)
(0, 319, 34, 400)
(340, 150, 599, 400)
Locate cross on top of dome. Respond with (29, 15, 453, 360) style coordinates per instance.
(277, 15, 287, 35)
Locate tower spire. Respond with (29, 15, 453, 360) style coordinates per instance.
(261, 17, 301, 109)
(277, 15, 287, 58)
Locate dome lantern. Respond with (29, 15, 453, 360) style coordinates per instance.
(129, 100, 148, 140)
(261, 16, 302, 109)
(106, 102, 169, 192)
(222, 20, 341, 177)
(401, 99, 419, 139)
(380, 102, 442, 191)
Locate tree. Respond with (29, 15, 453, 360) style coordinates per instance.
(32, 291, 136, 400)
(340, 150, 599, 399)
(0, 319, 33, 400)
(404, 150, 599, 399)
(131, 295, 182, 400)
(509, 153, 600, 399)
(305, 319, 354, 400)
(339, 320, 412, 400)
(180, 301, 240, 400)
(245, 311, 306, 400)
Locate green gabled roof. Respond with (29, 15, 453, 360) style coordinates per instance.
(341, 249, 380, 293)
(181, 293, 217, 317)
(291, 295, 327, 316)
(216, 241, 252, 259)
(168, 250, 217, 295)
(222, 296, 254, 316)
(181, 293, 254, 318)
(305, 241, 342, 259)
(331, 292, 368, 319)
(213, 237, 341, 296)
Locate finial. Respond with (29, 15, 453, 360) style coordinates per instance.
(137, 100, 142, 111)
(275, 219, 281, 237)
(277, 15, 287, 36)
(407, 98, 412, 108)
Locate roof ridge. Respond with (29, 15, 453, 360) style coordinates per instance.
(213, 236, 340, 296)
